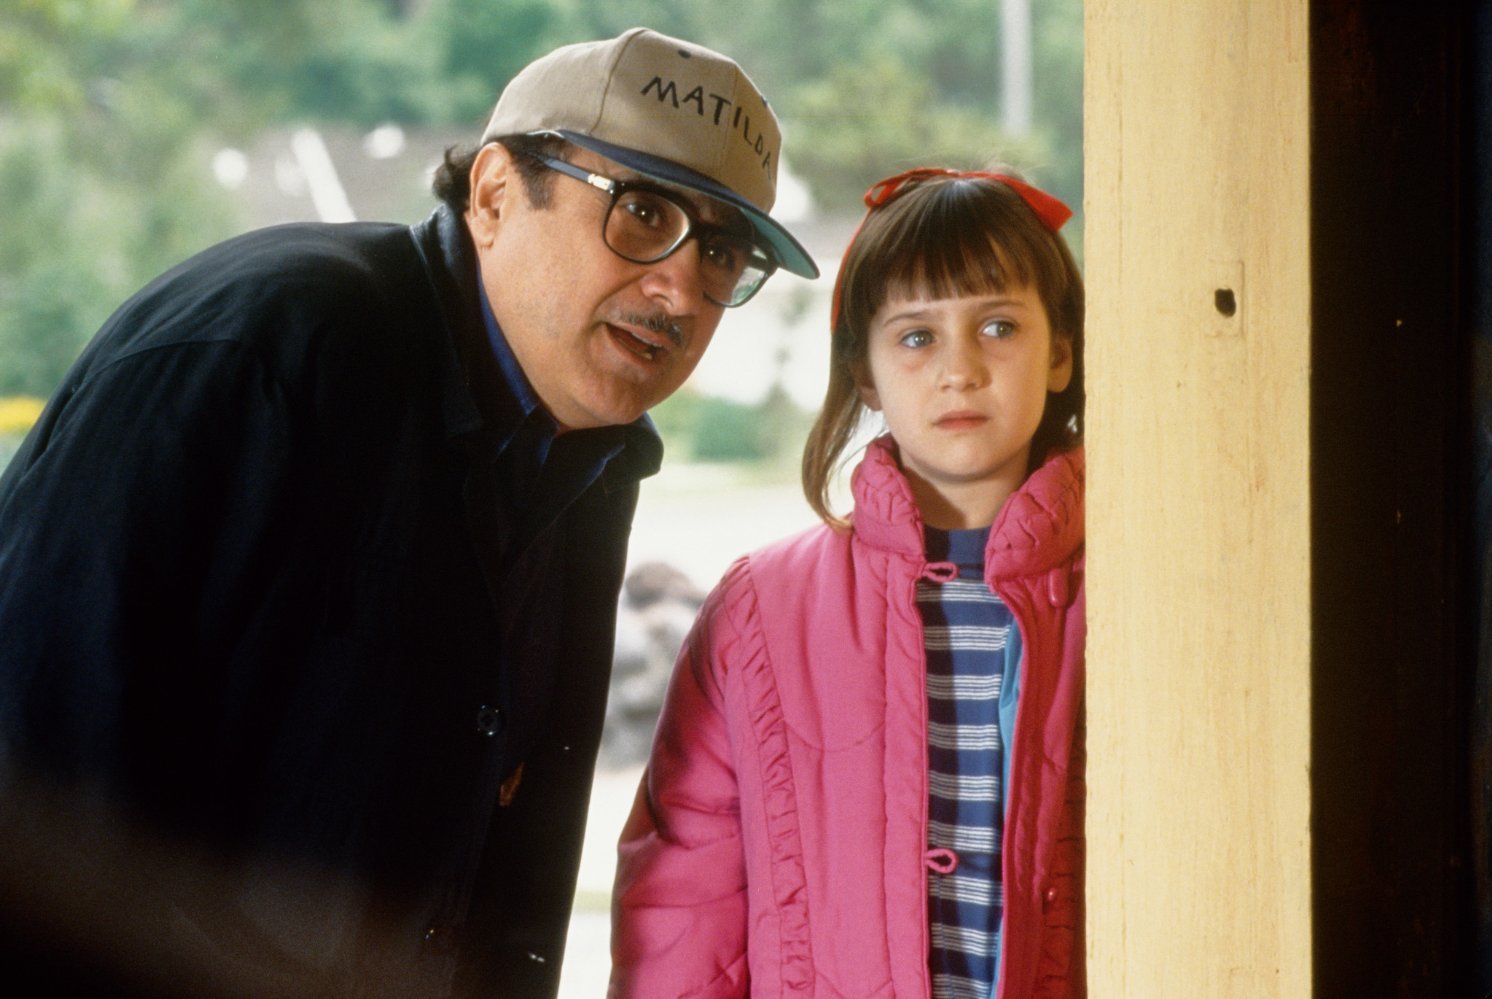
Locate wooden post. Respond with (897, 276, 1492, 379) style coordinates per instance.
(1083, 1, 1313, 994)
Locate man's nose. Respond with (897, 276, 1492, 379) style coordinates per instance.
(638, 240, 708, 315)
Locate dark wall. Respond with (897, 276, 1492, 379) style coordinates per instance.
(1310, 1, 1482, 994)
(1471, 1, 1492, 993)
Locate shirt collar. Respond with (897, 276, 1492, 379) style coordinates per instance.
(480, 281, 553, 431)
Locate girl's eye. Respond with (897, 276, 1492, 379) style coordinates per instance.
(897, 328, 934, 348)
(981, 319, 1017, 339)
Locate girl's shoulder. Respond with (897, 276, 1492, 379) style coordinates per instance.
(741, 518, 854, 587)
(697, 518, 861, 631)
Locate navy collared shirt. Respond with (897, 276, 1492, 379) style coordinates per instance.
(480, 284, 559, 467)
(477, 284, 651, 553)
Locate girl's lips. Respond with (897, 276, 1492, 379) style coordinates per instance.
(935, 411, 988, 429)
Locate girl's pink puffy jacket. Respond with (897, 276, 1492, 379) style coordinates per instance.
(610, 438, 1086, 998)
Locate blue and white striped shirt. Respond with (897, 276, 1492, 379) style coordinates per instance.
(920, 526, 1011, 999)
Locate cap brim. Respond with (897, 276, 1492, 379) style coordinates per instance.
(554, 130, 819, 280)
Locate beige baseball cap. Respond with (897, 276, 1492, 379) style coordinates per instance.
(482, 27, 818, 279)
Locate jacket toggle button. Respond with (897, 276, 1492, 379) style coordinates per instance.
(925, 848, 959, 874)
(475, 705, 502, 737)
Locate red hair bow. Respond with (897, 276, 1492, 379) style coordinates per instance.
(863, 167, 1072, 231)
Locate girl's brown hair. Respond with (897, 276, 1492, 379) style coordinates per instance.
(802, 171, 1086, 526)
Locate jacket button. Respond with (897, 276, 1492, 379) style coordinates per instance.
(475, 705, 502, 737)
(423, 925, 454, 954)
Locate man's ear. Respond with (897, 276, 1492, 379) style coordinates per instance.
(465, 143, 512, 249)
(1048, 332, 1074, 393)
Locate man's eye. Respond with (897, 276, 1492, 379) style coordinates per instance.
(701, 238, 743, 274)
(618, 192, 671, 229)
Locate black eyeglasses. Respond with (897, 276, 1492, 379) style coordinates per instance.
(532, 154, 776, 308)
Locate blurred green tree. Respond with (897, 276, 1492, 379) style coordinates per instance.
(0, 0, 468, 397)
(650, 384, 813, 467)
(786, 54, 1045, 216)
(1, 0, 240, 395)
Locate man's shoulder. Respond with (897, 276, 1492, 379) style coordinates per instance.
(182, 219, 425, 307)
(85, 219, 439, 368)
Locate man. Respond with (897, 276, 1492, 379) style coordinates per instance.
(0, 28, 815, 998)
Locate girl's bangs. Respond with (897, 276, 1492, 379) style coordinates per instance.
(879, 214, 1036, 307)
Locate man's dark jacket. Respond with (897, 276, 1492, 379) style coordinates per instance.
(0, 205, 661, 997)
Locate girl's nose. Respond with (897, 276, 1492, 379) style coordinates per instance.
(939, 339, 987, 389)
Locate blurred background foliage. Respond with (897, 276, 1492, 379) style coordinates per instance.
(0, 0, 1081, 461)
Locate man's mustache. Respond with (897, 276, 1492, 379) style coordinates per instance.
(617, 311, 684, 349)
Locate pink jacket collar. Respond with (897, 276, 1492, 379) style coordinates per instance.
(849, 435, 1086, 581)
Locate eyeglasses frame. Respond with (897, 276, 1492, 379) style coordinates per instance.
(530, 154, 777, 308)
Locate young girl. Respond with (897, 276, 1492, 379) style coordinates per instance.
(610, 167, 1086, 999)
